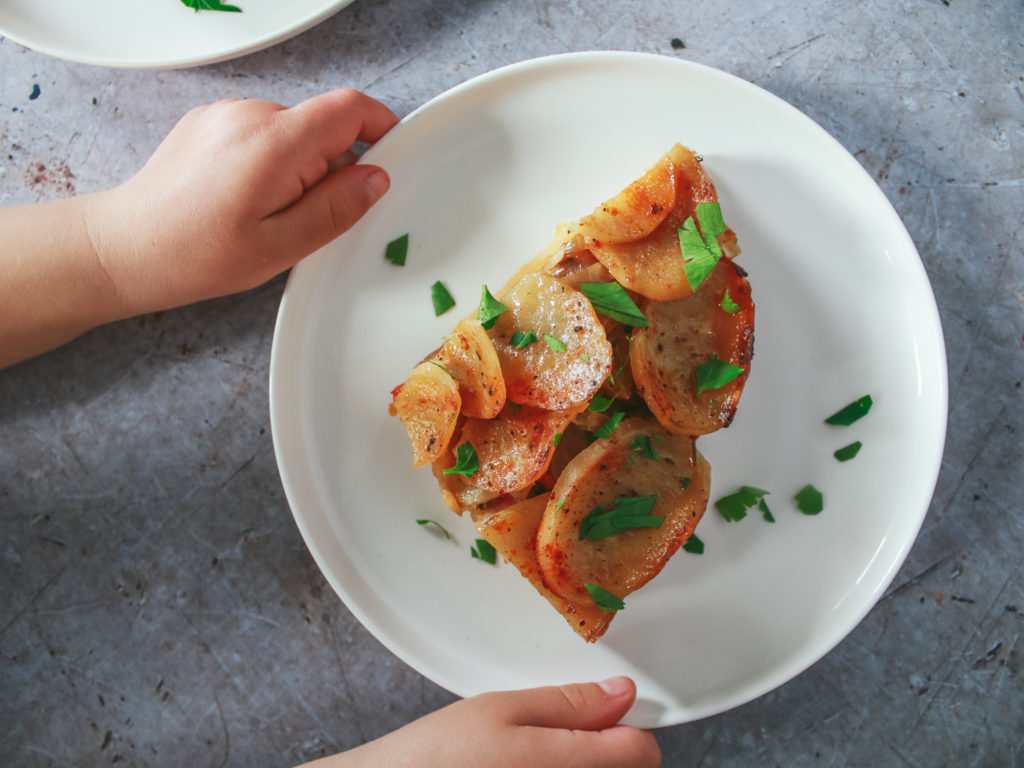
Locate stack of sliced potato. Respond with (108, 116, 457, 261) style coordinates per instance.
(390, 144, 754, 641)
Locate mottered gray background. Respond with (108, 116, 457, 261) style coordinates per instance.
(1, 1, 1022, 766)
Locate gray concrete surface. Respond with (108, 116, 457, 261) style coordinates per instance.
(1, 1, 1021, 765)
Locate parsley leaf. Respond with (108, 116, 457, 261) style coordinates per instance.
(579, 282, 649, 327)
(696, 355, 744, 395)
(585, 583, 625, 612)
(629, 435, 665, 462)
(721, 289, 740, 314)
(834, 441, 863, 462)
(443, 442, 479, 477)
(825, 395, 873, 426)
(682, 534, 704, 554)
(470, 538, 498, 564)
(592, 411, 625, 439)
(510, 330, 539, 349)
(580, 495, 663, 541)
(678, 202, 725, 291)
(428, 361, 463, 381)
(543, 333, 566, 353)
(553, 432, 562, 447)
(759, 497, 775, 523)
(431, 281, 456, 316)
(795, 484, 824, 515)
(384, 233, 408, 266)
(715, 485, 769, 522)
(477, 285, 508, 330)
(416, 519, 451, 539)
(588, 395, 614, 413)
(180, 0, 242, 11)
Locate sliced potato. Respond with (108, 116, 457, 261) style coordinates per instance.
(473, 496, 614, 642)
(490, 272, 613, 410)
(451, 403, 577, 495)
(536, 418, 710, 606)
(435, 318, 506, 419)
(589, 144, 739, 301)
(631, 258, 754, 435)
(576, 151, 677, 245)
(391, 361, 461, 467)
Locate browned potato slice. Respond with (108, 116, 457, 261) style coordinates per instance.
(435, 318, 506, 419)
(589, 144, 739, 301)
(631, 259, 754, 435)
(576, 151, 677, 245)
(490, 272, 613, 410)
(473, 496, 614, 642)
(448, 403, 576, 495)
(536, 418, 710, 606)
(390, 362, 461, 467)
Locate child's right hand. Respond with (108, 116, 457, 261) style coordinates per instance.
(303, 677, 661, 768)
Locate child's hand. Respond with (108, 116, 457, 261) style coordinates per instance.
(90, 88, 398, 317)
(304, 677, 661, 768)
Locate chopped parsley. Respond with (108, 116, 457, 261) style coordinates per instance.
(384, 233, 408, 266)
(553, 432, 562, 447)
(629, 435, 665, 462)
(682, 534, 705, 554)
(477, 285, 509, 330)
(715, 485, 769, 522)
(431, 281, 456, 316)
(795, 484, 824, 515)
(543, 333, 566, 353)
(721, 289, 740, 314)
(834, 441, 863, 462)
(443, 442, 479, 477)
(416, 519, 451, 539)
(470, 538, 498, 564)
(585, 583, 625, 612)
(510, 330, 539, 349)
(588, 394, 614, 413)
(428, 361, 463, 381)
(678, 201, 725, 291)
(759, 497, 775, 523)
(580, 495, 663, 541)
(581, 352, 591, 364)
(681, 477, 691, 490)
(181, 0, 242, 12)
(696, 355, 744, 395)
(592, 411, 625, 439)
(579, 282, 649, 327)
(825, 395, 873, 426)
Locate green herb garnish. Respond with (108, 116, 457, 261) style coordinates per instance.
(510, 330, 539, 349)
(681, 477, 691, 490)
(825, 395, 873, 426)
(715, 485, 769, 522)
(580, 495, 663, 541)
(678, 202, 725, 291)
(795, 484, 824, 515)
(543, 333, 566, 353)
(579, 282, 649, 327)
(443, 442, 479, 477)
(592, 411, 625, 439)
(721, 289, 740, 314)
(588, 394, 614, 413)
(581, 352, 590, 364)
(384, 233, 408, 266)
(629, 435, 665, 462)
(553, 432, 562, 447)
(181, 0, 242, 12)
(682, 534, 704, 554)
(585, 583, 625, 612)
(696, 355, 744, 395)
(834, 441, 863, 462)
(431, 281, 456, 316)
(470, 538, 498, 564)
(428, 361, 463, 381)
(416, 519, 451, 539)
(759, 497, 775, 523)
(477, 285, 509, 330)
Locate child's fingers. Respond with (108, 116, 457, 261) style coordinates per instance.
(263, 163, 390, 261)
(285, 88, 399, 162)
(526, 724, 662, 768)
(490, 677, 638, 732)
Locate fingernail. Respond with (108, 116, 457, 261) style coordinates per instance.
(365, 168, 390, 199)
(598, 676, 632, 697)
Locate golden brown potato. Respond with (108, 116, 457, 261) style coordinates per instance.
(435, 318, 506, 419)
(589, 144, 739, 301)
(536, 418, 710, 607)
(490, 272, 613, 410)
(576, 151, 677, 245)
(391, 361, 461, 467)
(473, 496, 614, 642)
(631, 258, 754, 435)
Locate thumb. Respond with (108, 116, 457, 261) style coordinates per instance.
(497, 676, 638, 731)
(266, 163, 390, 261)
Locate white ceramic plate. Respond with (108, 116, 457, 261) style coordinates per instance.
(0, 0, 353, 69)
(270, 52, 947, 727)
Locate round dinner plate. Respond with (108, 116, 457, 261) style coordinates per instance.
(270, 52, 947, 727)
(0, 0, 354, 69)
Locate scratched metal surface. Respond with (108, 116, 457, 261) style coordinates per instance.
(1, 1, 1021, 766)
